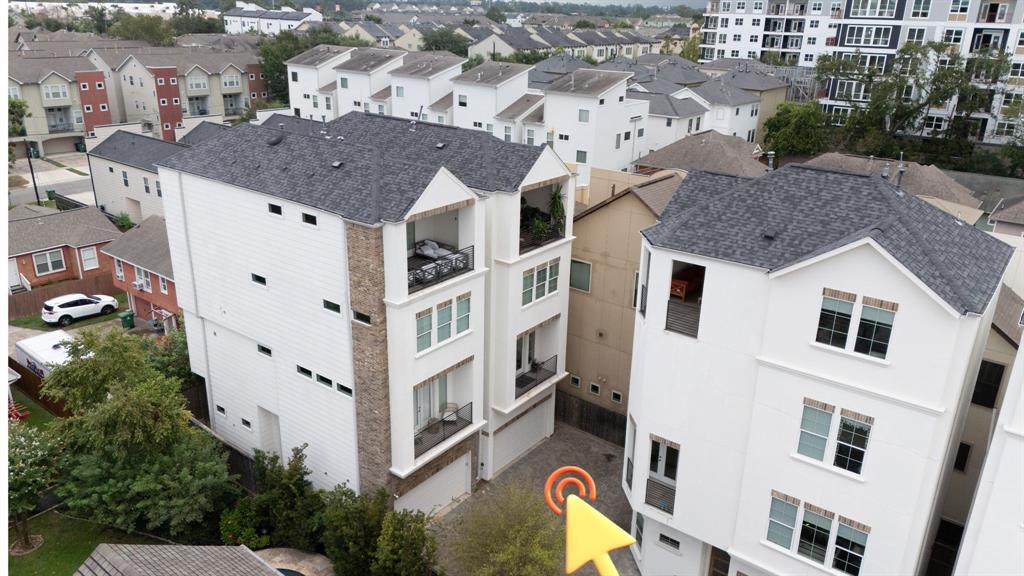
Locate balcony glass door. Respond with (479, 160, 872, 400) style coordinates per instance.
(515, 331, 536, 376)
(649, 439, 679, 485)
(414, 375, 447, 430)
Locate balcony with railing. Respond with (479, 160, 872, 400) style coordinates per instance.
(515, 354, 557, 398)
(645, 476, 676, 514)
(519, 184, 566, 256)
(665, 260, 704, 338)
(409, 245, 474, 293)
(47, 122, 75, 134)
(977, 2, 1013, 22)
(414, 401, 473, 457)
(406, 205, 475, 294)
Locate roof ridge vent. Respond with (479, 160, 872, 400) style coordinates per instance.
(436, 142, 446, 149)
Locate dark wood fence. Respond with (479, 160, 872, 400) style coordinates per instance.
(54, 193, 87, 211)
(8, 274, 118, 318)
(8, 357, 71, 417)
(182, 378, 210, 426)
(555, 392, 626, 446)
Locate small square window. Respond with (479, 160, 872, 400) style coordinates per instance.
(216, 404, 226, 415)
(100, 103, 108, 111)
(96, 82, 104, 89)
(257, 344, 272, 356)
(297, 365, 313, 378)
(109, 166, 114, 173)
(317, 374, 333, 387)
(353, 310, 372, 324)
(268, 203, 282, 215)
(590, 383, 601, 395)
(251, 273, 267, 285)
(80, 82, 89, 90)
(336, 383, 353, 396)
(611, 390, 623, 403)
(323, 300, 342, 313)
(241, 418, 252, 429)
(954, 442, 971, 472)
(302, 213, 317, 226)
(570, 374, 581, 388)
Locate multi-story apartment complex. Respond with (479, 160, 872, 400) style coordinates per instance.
(157, 112, 574, 513)
(223, 2, 323, 35)
(8, 56, 113, 155)
(699, 0, 841, 65)
(623, 165, 1011, 576)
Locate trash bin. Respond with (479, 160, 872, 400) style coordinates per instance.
(119, 311, 135, 329)
(30, 147, 39, 159)
(46, 189, 55, 201)
(75, 142, 86, 152)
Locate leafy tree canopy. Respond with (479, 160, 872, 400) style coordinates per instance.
(764, 102, 831, 157)
(259, 30, 370, 101)
(109, 13, 174, 46)
(486, 6, 507, 23)
(574, 19, 596, 28)
(421, 28, 469, 57)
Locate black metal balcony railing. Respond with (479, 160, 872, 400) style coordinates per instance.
(408, 245, 474, 293)
(519, 223, 564, 254)
(666, 299, 701, 338)
(515, 355, 557, 398)
(223, 107, 243, 116)
(646, 476, 676, 514)
(625, 458, 633, 488)
(48, 122, 74, 133)
(414, 402, 472, 457)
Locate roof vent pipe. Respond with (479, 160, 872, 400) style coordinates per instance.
(882, 162, 890, 179)
(895, 162, 906, 189)
(766, 151, 775, 171)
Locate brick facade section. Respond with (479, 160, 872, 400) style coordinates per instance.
(14, 243, 115, 288)
(150, 67, 182, 141)
(246, 64, 266, 102)
(75, 70, 112, 134)
(110, 261, 180, 320)
(346, 224, 478, 502)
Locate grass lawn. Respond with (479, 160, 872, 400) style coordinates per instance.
(8, 510, 161, 576)
(9, 174, 29, 188)
(10, 387, 56, 430)
(9, 293, 128, 332)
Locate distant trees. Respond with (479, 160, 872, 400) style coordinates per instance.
(679, 35, 700, 62)
(462, 54, 484, 72)
(84, 6, 111, 34)
(109, 13, 175, 46)
(421, 28, 469, 57)
(574, 19, 596, 28)
(613, 20, 634, 29)
(364, 13, 382, 23)
(486, 6, 507, 23)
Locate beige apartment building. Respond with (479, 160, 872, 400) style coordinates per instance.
(562, 172, 682, 444)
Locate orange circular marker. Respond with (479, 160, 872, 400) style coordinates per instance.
(544, 466, 596, 516)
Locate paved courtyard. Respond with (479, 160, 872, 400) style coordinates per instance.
(436, 422, 640, 576)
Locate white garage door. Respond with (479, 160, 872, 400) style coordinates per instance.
(492, 395, 553, 474)
(395, 452, 471, 515)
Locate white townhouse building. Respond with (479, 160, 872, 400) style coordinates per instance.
(157, 112, 574, 513)
(285, 45, 357, 122)
(87, 130, 187, 222)
(623, 166, 1012, 576)
(620, 91, 709, 154)
(451, 61, 534, 136)
(675, 76, 762, 142)
(333, 48, 408, 117)
(954, 332, 1024, 576)
(386, 52, 467, 123)
(223, 2, 322, 35)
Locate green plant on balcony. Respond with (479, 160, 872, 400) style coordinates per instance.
(529, 217, 550, 239)
(548, 189, 565, 232)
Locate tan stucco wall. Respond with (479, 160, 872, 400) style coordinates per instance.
(755, 85, 787, 145)
(563, 192, 657, 414)
(569, 164, 653, 207)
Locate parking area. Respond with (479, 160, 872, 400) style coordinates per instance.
(435, 422, 639, 576)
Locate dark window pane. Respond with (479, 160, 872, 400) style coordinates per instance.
(797, 511, 831, 563)
(954, 442, 970, 472)
(649, 440, 661, 473)
(816, 297, 853, 348)
(971, 360, 1004, 408)
(854, 307, 894, 359)
(664, 446, 679, 480)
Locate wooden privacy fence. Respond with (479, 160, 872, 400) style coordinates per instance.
(54, 193, 87, 211)
(555, 392, 626, 447)
(8, 357, 71, 417)
(8, 274, 117, 318)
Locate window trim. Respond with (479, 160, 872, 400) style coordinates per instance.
(33, 249, 66, 276)
(79, 246, 100, 271)
(569, 258, 592, 293)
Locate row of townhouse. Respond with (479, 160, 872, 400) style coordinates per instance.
(222, 2, 323, 35)
(155, 112, 575, 514)
(8, 47, 264, 154)
(699, 0, 1024, 144)
(286, 46, 778, 177)
(467, 25, 662, 63)
(620, 163, 1018, 576)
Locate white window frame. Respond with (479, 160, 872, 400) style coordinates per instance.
(569, 259, 592, 292)
(158, 276, 169, 294)
(135, 266, 152, 292)
(42, 83, 69, 100)
(80, 246, 99, 271)
(33, 249, 66, 276)
(114, 258, 124, 280)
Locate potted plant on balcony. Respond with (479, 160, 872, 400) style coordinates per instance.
(548, 189, 565, 233)
(530, 217, 550, 240)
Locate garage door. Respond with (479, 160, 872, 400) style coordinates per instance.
(492, 395, 553, 474)
(395, 452, 471, 515)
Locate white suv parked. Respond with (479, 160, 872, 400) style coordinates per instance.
(41, 293, 119, 326)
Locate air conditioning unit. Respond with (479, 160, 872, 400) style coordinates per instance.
(132, 280, 145, 290)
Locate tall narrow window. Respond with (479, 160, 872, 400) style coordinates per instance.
(456, 293, 471, 333)
(767, 496, 798, 548)
(798, 509, 832, 563)
(436, 301, 452, 343)
(816, 289, 855, 348)
(547, 259, 559, 294)
(798, 402, 833, 460)
(854, 300, 896, 358)
(833, 523, 869, 576)
(416, 309, 432, 352)
(522, 269, 535, 305)
(834, 414, 871, 474)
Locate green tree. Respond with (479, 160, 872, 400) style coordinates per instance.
(235, 98, 286, 125)
(109, 13, 174, 46)
(462, 54, 484, 72)
(9, 422, 57, 550)
(9, 98, 30, 137)
(364, 14, 382, 23)
(486, 6, 507, 23)
(84, 6, 110, 34)
(453, 484, 564, 576)
(613, 20, 633, 29)
(321, 486, 391, 576)
(259, 30, 370, 102)
(371, 510, 437, 576)
(462, 18, 479, 26)
(679, 34, 700, 62)
(143, 325, 193, 386)
(421, 28, 470, 57)
(580, 54, 598, 66)
(763, 102, 831, 156)
(574, 19, 596, 28)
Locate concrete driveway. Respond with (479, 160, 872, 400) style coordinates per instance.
(435, 422, 639, 576)
(8, 318, 121, 357)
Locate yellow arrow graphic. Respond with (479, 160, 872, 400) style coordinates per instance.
(565, 494, 636, 575)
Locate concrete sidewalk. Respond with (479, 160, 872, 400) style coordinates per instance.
(10, 152, 91, 188)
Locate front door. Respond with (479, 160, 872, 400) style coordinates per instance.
(649, 439, 679, 485)
(515, 331, 536, 376)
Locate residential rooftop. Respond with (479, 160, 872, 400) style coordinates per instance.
(284, 44, 355, 67)
(88, 130, 189, 173)
(626, 91, 707, 118)
(101, 216, 174, 280)
(389, 51, 466, 77)
(496, 94, 544, 120)
(178, 122, 231, 146)
(644, 165, 1013, 315)
(633, 130, 765, 178)
(333, 48, 405, 72)
(452, 61, 532, 85)
(75, 544, 279, 576)
(546, 69, 632, 96)
(8, 55, 97, 84)
(689, 76, 759, 106)
(9, 207, 121, 257)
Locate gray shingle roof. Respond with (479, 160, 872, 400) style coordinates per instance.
(8, 55, 97, 84)
(626, 91, 707, 118)
(88, 130, 189, 172)
(598, 56, 709, 88)
(993, 284, 1024, 346)
(9, 204, 59, 221)
(179, 121, 230, 146)
(429, 91, 453, 109)
(495, 26, 549, 50)
(100, 216, 173, 280)
(631, 172, 685, 216)
(644, 165, 1012, 315)
(533, 27, 585, 48)
(284, 44, 355, 66)
(390, 52, 465, 77)
(547, 69, 632, 96)
(717, 69, 788, 92)
(452, 61, 532, 85)
(121, 50, 258, 75)
(633, 130, 765, 177)
(690, 76, 759, 106)
(496, 94, 544, 120)
(159, 113, 545, 224)
(75, 544, 279, 576)
(333, 48, 405, 72)
(9, 207, 122, 256)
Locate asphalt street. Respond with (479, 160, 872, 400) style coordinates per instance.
(9, 177, 94, 207)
